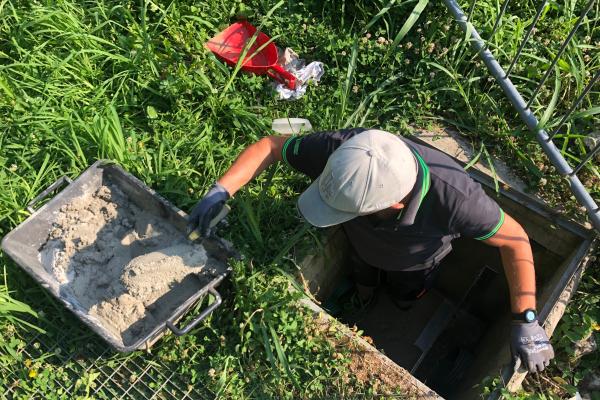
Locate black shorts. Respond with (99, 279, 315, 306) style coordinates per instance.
(347, 248, 443, 301)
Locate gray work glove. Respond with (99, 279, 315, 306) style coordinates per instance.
(187, 183, 230, 238)
(510, 321, 555, 373)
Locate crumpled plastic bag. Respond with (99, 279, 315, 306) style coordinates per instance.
(275, 47, 324, 100)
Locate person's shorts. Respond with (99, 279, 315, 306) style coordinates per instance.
(347, 247, 445, 301)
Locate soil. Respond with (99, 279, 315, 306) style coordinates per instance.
(39, 184, 216, 346)
(347, 343, 431, 397)
(304, 304, 441, 398)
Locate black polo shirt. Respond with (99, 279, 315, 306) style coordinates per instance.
(281, 128, 505, 271)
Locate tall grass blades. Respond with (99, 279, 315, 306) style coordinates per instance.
(0, 0, 598, 398)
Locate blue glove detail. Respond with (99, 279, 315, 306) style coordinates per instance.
(510, 321, 555, 373)
(187, 183, 230, 238)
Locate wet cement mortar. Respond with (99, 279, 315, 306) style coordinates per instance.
(39, 184, 216, 347)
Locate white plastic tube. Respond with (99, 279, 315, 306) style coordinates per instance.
(271, 118, 313, 135)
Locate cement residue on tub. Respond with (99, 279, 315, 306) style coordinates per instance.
(39, 184, 214, 346)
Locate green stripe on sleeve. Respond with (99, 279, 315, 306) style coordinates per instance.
(281, 137, 295, 165)
(475, 209, 505, 240)
(293, 137, 302, 155)
(411, 150, 431, 209)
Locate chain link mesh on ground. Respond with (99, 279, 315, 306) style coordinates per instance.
(2, 301, 216, 399)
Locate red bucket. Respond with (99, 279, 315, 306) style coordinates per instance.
(206, 21, 297, 89)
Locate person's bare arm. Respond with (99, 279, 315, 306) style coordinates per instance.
(186, 136, 288, 237)
(482, 213, 536, 313)
(218, 135, 288, 196)
(483, 213, 555, 373)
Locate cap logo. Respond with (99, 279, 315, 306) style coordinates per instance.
(319, 172, 336, 201)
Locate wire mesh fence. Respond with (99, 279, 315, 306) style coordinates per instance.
(1, 294, 216, 400)
(2, 334, 215, 399)
(443, 0, 600, 232)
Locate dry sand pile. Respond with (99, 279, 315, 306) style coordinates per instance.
(39, 184, 212, 346)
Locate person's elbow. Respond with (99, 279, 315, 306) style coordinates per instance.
(258, 135, 288, 164)
(482, 213, 530, 251)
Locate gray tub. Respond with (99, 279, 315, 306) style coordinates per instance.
(1, 160, 234, 352)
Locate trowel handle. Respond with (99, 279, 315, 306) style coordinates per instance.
(209, 204, 230, 229)
(267, 65, 297, 90)
(187, 204, 230, 241)
(166, 287, 222, 336)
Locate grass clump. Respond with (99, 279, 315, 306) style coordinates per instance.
(0, 0, 598, 398)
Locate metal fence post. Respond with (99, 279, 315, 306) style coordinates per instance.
(442, 0, 600, 232)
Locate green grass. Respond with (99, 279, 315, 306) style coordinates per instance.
(0, 0, 598, 398)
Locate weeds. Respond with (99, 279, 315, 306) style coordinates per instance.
(0, 0, 598, 397)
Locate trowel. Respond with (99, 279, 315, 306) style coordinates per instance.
(187, 205, 231, 243)
(205, 21, 296, 89)
(186, 204, 238, 263)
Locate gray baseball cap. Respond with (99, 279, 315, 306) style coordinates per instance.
(297, 129, 418, 227)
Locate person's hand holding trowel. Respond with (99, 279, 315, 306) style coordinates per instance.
(187, 135, 287, 241)
(187, 183, 230, 240)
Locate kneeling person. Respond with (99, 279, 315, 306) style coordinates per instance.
(187, 128, 554, 373)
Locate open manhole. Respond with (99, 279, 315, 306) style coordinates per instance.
(299, 144, 597, 399)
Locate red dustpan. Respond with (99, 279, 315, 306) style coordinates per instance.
(206, 21, 297, 90)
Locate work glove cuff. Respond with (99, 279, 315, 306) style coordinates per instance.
(212, 182, 231, 200)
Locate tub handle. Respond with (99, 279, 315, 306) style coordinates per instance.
(27, 176, 73, 214)
(166, 287, 222, 336)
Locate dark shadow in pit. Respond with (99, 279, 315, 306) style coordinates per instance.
(332, 236, 564, 399)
